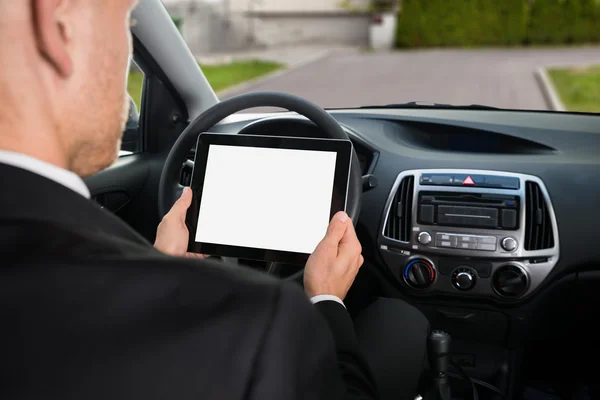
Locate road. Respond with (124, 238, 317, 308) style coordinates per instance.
(220, 47, 600, 110)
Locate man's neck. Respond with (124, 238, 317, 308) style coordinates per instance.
(0, 120, 69, 171)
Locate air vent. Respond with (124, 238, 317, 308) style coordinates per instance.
(524, 181, 554, 250)
(384, 175, 414, 242)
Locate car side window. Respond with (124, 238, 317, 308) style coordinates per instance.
(122, 60, 144, 155)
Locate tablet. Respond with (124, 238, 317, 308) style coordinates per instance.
(186, 132, 353, 264)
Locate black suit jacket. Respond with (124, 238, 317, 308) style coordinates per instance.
(0, 164, 377, 400)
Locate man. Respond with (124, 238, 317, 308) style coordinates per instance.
(0, 1, 377, 399)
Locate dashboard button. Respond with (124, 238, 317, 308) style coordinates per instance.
(419, 205, 435, 224)
(485, 176, 520, 190)
(477, 243, 497, 251)
(477, 236, 497, 244)
(458, 235, 477, 243)
(458, 242, 477, 249)
(417, 232, 432, 245)
(501, 237, 518, 252)
(501, 209, 518, 229)
(442, 174, 487, 186)
(436, 234, 457, 248)
(428, 174, 455, 185)
(472, 175, 486, 185)
(452, 175, 467, 185)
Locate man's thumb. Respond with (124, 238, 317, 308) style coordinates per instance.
(173, 187, 193, 214)
(323, 212, 349, 244)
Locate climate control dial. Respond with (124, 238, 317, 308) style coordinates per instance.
(451, 267, 476, 291)
(404, 259, 436, 289)
(492, 264, 529, 298)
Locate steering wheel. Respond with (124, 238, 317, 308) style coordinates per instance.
(158, 92, 362, 279)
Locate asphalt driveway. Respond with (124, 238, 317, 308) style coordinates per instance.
(220, 46, 600, 110)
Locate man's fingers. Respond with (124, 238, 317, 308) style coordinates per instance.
(185, 252, 207, 259)
(322, 211, 350, 245)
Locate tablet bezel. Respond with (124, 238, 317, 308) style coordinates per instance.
(186, 132, 353, 264)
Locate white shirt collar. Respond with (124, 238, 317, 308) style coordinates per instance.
(0, 150, 91, 199)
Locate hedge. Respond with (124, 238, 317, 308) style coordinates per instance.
(527, 0, 600, 44)
(395, 0, 600, 48)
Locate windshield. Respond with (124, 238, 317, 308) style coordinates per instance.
(154, 0, 600, 114)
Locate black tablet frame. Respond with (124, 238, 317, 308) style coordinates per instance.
(186, 132, 353, 265)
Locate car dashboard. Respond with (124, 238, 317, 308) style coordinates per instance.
(197, 108, 600, 309)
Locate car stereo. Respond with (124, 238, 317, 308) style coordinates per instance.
(418, 190, 519, 231)
(378, 169, 559, 302)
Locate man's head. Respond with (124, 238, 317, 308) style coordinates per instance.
(0, 0, 137, 177)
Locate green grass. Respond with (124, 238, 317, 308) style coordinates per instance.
(547, 65, 600, 113)
(127, 70, 145, 112)
(127, 60, 283, 110)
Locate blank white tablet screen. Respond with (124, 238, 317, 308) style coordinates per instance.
(195, 145, 339, 254)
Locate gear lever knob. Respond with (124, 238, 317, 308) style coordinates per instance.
(418, 331, 452, 400)
(428, 330, 451, 376)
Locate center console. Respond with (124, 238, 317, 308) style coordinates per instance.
(378, 169, 559, 301)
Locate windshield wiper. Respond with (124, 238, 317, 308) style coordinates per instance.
(359, 101, 499, 110)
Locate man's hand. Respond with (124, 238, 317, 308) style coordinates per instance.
(154, 187, 206, 259)
(304, 211, 364, 300)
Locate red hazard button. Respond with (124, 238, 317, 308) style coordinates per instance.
(463, 176, 475, 185)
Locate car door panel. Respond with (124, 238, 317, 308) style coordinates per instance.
(84, 154, 151, 232)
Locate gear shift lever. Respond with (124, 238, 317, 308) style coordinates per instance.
(429, 330, 451, 379)
(417, 330, 452, 400)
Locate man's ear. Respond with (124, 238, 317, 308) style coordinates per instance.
(31, 0, 73, 78)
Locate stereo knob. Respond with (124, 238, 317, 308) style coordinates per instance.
(492, 264, 528, 298)
(501, 237, 518, 252)
(404, 259, 436, 289)
(417, 232, 432, 245)
(452, 267, 476, 291)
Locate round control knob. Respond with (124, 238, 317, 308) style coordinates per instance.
(451, 267, 476, 291)
(501, 237, 518, 252)
(404, 259, 436, 289)
(492, 264, 529, 298)
(417, 232, 432, 245)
